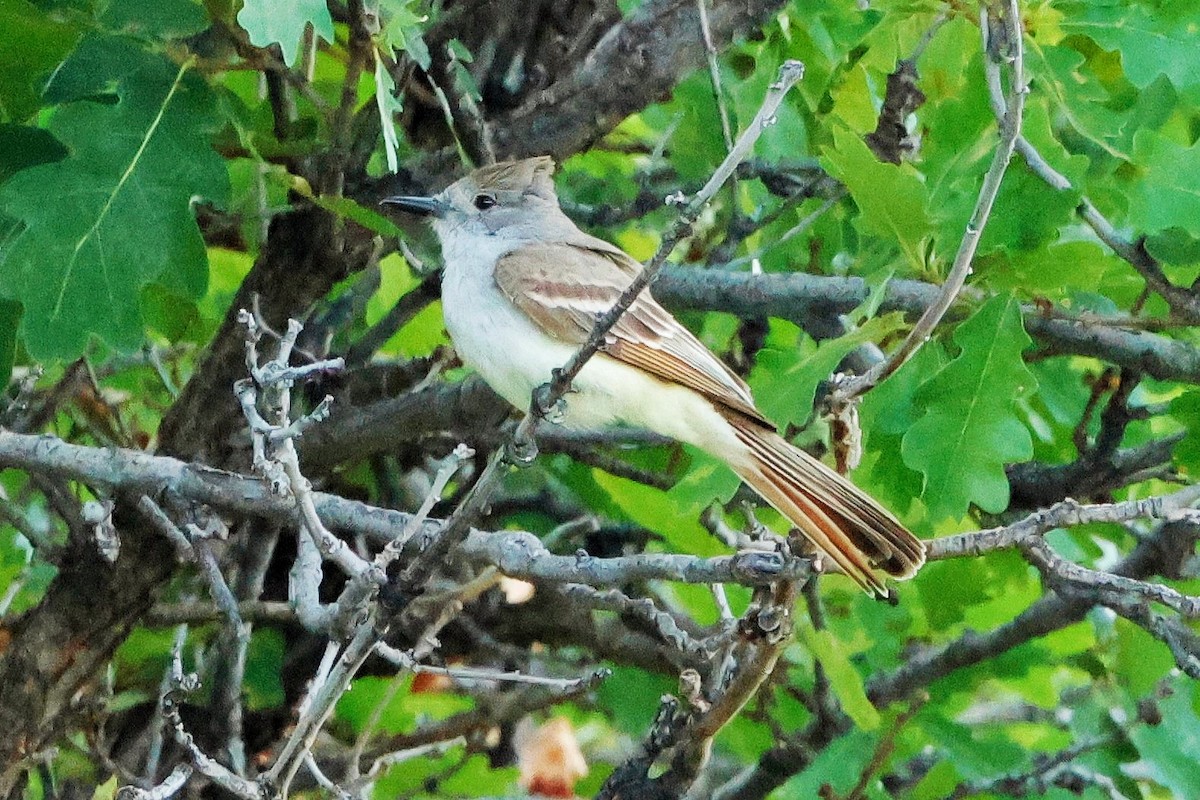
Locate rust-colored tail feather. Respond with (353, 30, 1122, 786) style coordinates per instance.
(725, 414, 925, 596)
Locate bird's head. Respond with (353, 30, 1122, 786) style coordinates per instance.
(382, 156, 563, 242)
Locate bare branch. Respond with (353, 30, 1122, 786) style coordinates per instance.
(162, 652, 262, 799)
(929, 486, 1200, 560)
(117, 763, 193, 800)
(137, 497, 244, 631)
(1021, 537, 1200, 619)
(652, 267, 1200, 384)
(0, 427, 814, 588)
(559, 584, 708, 660)
(265, 623, 378, 794)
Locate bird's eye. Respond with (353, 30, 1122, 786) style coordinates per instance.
(473, 193, 497, 210)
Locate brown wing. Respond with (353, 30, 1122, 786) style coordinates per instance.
(494, 240, 770, 425)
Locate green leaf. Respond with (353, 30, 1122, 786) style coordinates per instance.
(0, 0, 79, 122)
(901, 294, 1036, 520)
(236, 0, 334, 67)
(596, 666, 674, 735)
(821, 125, 932, 270)
(778, 728, 878, 798)
(649, 73, 727, 183)
(1112, 617, 1173, 697)
(244, 628, 285, 710)
(1128, 129, 1200, 237)
(987, 241, 1131, 303)
(308, 191, 404, 239)
(373, 50, 402, 172)
(363, 253, 448, 358)
(381, 0, 431, 70)
(1128, 684, 1200, 797)
(91, 776, 118, 800)
(973, 106, 1084, 254)
(1059, 1, 1200, 90)
(100, 0, 209, 40)
(1171, 390, 1200, 477)
(278, 170, 404, 237)
(799, 623, 880, 730)
(337, 675, 413, 734)
(0, 124, 67, 184)
(1025, 42, 1130, 160)
(856, 343, 945, 515)
(0, 38, 228, 360)
(451, 59, 482, 103)
(42, 33, 150, 104)
(447, 38, 473, 63)
(667, 448, 741, 514)
(0, 299, 19, 388)
(593, 470, 723, 559)
(1145, 228, 1200, 267)
(140, 283, 203, 343)
(918, 712, 1025, 780)
(752, 313, 907, 429)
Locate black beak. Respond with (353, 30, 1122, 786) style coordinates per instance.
(380, 195, 449, 218)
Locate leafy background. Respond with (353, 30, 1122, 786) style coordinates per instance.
(1, 0, 1199, 797)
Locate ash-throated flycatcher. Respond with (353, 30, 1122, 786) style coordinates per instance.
(384, 157, 924, 595)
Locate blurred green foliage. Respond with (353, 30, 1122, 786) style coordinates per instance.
(1, 0, 1199, 796)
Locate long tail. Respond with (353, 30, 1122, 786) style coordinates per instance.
(724, 413, 925, 596)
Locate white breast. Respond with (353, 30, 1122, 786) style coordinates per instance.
(437, 231, 744, 460)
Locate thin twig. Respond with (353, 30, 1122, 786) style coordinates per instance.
(1103, 596, 1200, 678)
(1076, 201, 1200, 323)
(344, 272, 442, 366)
(801, 579, 838, 727)
(695, 0, 737, 208)
(514, 59, 806, 452)
(326, 0, 375, 195)
(696, 0, 734, 154)
(376, 643, 608, 689)
(0, 483, 52, 552)
(266, 622, 379, 794)
(410, 566, 499, 661)
(304, 753, 351, 799)
(428, 74, 474, 169)
(840, 696, 926, 800)
(137, 497, 244, 630)
(677, 582, 797, 796)
(365, 738, 467, 781)
(833, 0, 1026, 402)
(161, 645, 262, 799)
(331, 444, 473, 632)
(141, 626, 189, 784)
(346, 669, 408, 782)
(726, 190, 845, 269)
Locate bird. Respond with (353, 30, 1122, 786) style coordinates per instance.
(383, 156, 925, 595)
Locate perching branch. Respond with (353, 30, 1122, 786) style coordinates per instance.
(0, 427, 813, 589)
